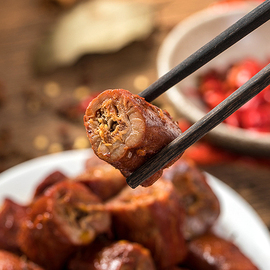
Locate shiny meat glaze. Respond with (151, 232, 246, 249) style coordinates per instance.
(85, 90, 145, 160)
(68, 240, 156, 270)
(33, 170, 67, 199)
(163, 158, 220, 240)
(44, 181, 111, 245)
(73, 154, 127, 201)
(0, 250, 44, 270)
(84, 89, 183, 186)
(186, 233, 259, 270)
(106, 179, 187, 268)
(18, 181, 111, 270)
(0, 198, 27, 253)
(94, 240, 156, 270)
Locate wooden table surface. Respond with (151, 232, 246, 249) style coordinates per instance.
(0, 0, 270, 232)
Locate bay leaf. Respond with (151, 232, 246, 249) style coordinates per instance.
(35, 0, 155, 72)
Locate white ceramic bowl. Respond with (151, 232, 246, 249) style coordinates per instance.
(157, 3, 270, 156)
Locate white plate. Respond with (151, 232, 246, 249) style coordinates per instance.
(0, 149, 270, 268)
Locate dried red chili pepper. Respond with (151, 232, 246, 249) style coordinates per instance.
(197, 58, 270, 133)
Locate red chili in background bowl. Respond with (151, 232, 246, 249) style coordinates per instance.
(197, 58, 270, 133)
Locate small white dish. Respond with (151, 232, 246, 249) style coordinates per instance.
(0, 149, 269, 269)
(157, 3, 270, 156)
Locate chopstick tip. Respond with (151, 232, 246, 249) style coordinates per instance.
(126, 176, 140, 189)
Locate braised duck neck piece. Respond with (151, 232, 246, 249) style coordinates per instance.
(186, 233, 259, 270)
(163, 158, 220, 240)
(18, 181, 111, 270)
(106, 179, 187, 268)
(84, 89, 183, 187)
(0, 250, 44, 270)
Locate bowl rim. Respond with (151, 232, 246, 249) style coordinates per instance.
(157, 3, 270, 156)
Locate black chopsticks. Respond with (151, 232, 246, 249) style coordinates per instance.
(126, 0, 270, 188)
(139, 0, 270, 103)
(127, 63, 270, 188)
